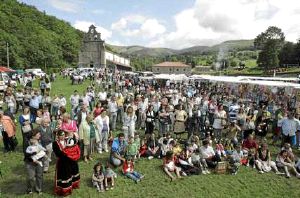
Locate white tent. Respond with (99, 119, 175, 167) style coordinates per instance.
(153, 74, 188, 81)
(239, 79, 300, 89)
(154, 74, 170, 80)
(238, 76, 299, 83)
(171, 74, 189, 81)
(139, 76, 153, 80)
(189, 74, 300, 89)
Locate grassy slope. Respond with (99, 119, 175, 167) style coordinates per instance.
(0, 76, 300, 198)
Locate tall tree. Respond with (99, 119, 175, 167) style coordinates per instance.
(294, 39, 300, 65)
(254, 26, 285, 70)
(257, 40, 279, 69)
(278, 42, 296, 67)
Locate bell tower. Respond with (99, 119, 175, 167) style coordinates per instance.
(78, 25, 106, 68)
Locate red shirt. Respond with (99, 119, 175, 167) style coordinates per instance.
(123, 160, 134, 174)
(242, 139, 258, 150)
(93, 107, 103, 118)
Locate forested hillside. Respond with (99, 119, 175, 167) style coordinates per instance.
(0, 0, 82, 69)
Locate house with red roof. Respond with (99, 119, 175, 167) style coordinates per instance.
(152, 61, 191, 75)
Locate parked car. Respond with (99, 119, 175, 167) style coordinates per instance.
(25, 68, 46, 78)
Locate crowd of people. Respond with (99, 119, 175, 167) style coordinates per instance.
(1, 68, 300, 196)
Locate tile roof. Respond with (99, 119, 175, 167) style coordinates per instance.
(153, 61, 190, 67)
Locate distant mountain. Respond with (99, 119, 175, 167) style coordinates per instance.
(106, 45, 177, 57)
(177, 46, 209, 55)
(204, 40, 255, 53)
(108, 39, 254, 57)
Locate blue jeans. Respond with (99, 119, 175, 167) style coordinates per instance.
(125, 171, 142, 182)
(98, 131, 109, 151)
(52, 106, 58, 116)
(110, 155, 122, 167)
(117, 107, 124, 123)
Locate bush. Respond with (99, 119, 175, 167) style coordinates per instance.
(230, 60, 238, 67)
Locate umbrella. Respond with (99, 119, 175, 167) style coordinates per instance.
(0, 66, 15, 72)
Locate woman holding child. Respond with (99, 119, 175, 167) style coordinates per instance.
(19, 106, 35, 153)
(24, 129, 44, 195)
(53, 130, 81, 196)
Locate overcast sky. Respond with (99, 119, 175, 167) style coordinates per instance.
(19, 0, 300, 49)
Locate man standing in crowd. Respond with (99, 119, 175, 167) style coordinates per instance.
(39, 118, 53, 173)
(108, 95, 118, 131)
(279, 111, 300, 147)
(70, 90, 80, 119)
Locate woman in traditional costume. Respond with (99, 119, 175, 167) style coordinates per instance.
(53, 131, 81, 196)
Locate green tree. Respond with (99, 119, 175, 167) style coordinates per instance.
(254, 26, 285, 70)
(230, 59, 237, 67)
(278, 42, 296, 67)
(294, 39, 300, 65)
(257, 40, 279, 69)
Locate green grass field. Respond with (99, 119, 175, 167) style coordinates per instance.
(0, 76, 300, 198)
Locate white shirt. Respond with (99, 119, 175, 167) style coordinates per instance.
(213, 110, 226, 129)
(200, 146, 215, 159)
(59, 97, 67, 107)
(15, 92, 24, 101)
(279, 117, 299, 136)
(70, 94, 80, 106)
(138, 99, 148, 112)
(172, 96, 179, 106)
(82, 96, 89, 107)
(123, 114, 137, 127)
(195, 97, 202, 105)
(81, 112, 87, 123)
(108, 101, 118, 113)
(98, 92, 107, 101)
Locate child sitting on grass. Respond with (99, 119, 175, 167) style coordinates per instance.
(92, 162, 105, 192)
(122, 157, 144, 183)
(276, 150, 300, 178)
(134, 133, 141, 158)
(216, 140, 226, 158)
(228, 144, 243, 175)
(139, 138, 148, 157)
(126, 136, 139, 160)
(163, 151, 183, 181)
(104, 163, 117, 190)
(189, 148, 210, 174)
(160, 138, 171, 158)
(171, 140, 182, 157)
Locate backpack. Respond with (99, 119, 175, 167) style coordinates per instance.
(40, 82, 46, 89)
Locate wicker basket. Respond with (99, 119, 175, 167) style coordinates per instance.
(215, 162, 227, 174)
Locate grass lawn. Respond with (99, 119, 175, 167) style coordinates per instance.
(0, 76, 300, 198)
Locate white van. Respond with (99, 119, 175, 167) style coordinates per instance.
(25, 68, 46, 78)
(25, 68, 42, 73)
